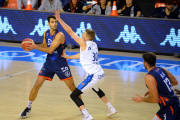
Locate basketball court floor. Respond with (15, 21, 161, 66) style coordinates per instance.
(0, 42, 180, 120)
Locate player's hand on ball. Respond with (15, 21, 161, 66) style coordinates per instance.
(26, 41, 37, 51)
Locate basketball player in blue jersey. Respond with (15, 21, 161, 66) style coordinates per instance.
(132, 52, 180, 120)
(54, 10, 117, 120)
(20, 15, 78, 118)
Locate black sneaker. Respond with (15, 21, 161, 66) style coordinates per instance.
(20, 107, 31, 118)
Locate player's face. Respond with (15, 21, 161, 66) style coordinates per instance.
(48, 18, 57, 30)
(82, 31, 88, 40)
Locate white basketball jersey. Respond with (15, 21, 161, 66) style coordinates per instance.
(80, 41, 102, 74)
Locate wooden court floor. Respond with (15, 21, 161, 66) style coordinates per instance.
(0, 42, 180, 120)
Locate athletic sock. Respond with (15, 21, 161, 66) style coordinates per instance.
(81, 108, 89, 118)
(106, 102, 113, 109)
(27, 101, 33, 108)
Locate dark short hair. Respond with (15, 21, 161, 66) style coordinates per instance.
(165, 0, 173, 5)
(142, 52, 156, 67)
(47, 15, 56, 23)
(85, 29, 96, 41)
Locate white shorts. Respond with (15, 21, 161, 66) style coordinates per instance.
(77, 69, 105, 92)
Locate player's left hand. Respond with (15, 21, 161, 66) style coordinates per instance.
(132, 94, 144, 103)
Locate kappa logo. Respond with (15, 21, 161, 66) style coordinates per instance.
(30, 19, 49, 36)
(76, 22, 101, 41)
(114, 25, 145, 44)
(0, 16, 17, 34)
(65, 71, 71, 77)
(160, 28, 180, 47)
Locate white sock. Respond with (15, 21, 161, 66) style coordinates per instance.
(27, 101, 33, 108)
(81, 109, 89, 118)
(106, 102, 113, 109)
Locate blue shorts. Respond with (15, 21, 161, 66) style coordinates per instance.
(156, 102, 180, 120)
(38, 57, 72, 81)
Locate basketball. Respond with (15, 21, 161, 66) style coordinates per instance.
(21, 38, 33, 51)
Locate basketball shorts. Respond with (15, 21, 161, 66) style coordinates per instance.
(38, 57, 72, 81)
(155, 102, 180, 120)
(77, 69, 105, 92)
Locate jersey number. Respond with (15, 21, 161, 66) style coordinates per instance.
(92, 52, 98, 61)
(163, 77, 173, 92)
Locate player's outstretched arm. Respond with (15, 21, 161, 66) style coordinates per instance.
(62, 52, 80, 59)
(54, 10, 86, 47)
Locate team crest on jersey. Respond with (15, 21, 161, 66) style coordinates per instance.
(48, 39, 52, 45)
(65, 71, 71, 77)
(81, 83, 84, 85)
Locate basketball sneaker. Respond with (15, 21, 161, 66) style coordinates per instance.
(20, 107, 31, 118)
(82, 115, 94, 120)
(108, 107, 117, 116)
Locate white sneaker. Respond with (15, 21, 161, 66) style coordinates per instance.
(83, 115, 94, 120)
(108, 107, 117, 116)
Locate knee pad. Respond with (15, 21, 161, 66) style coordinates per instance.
(92, 88, 105, 98)
(70, 88, 84, 107)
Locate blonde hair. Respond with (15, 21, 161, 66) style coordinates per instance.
(85, 29, 96, 41)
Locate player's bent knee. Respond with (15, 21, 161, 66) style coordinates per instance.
(92, 88, 105, 98)
(70, 88, 82, 98)
(70, 88, 84, 107)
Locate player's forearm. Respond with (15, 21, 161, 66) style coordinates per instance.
(57, 18, 73, 35)
(67, 53, 80, 59)
(36, 46, 53, 54)
(38, 43, 47, 47)
(142, 96, 159, 103)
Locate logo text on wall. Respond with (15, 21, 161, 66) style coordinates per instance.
(30, 19, 49, 36)
(0, 16, 17, 34)
(160, 28, 180, 47)
(114, 25, 145, 44)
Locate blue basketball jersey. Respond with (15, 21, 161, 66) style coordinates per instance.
(147, 67, 179, 108)
(45, 29, 65, 60)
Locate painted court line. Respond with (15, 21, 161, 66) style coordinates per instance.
(0, 68, 37, 80)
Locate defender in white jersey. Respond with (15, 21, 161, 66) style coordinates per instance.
(55, 10, 117, 120)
